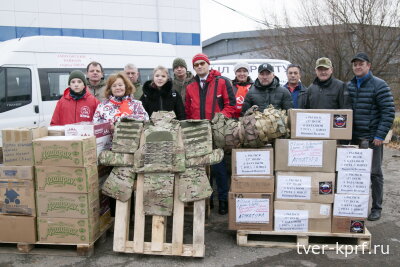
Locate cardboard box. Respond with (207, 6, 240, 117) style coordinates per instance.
(2, 127, 48, 166)
(336, 171, 370, 194)
(336, 148, 373, 173)
(0, 215, 36, 243)
(33, 136, 97, 167)
(0, 165, 34, 180)
(331, 216, 367, 234)
(274, 201, 332, 232)
(99, 209, 112, 232)
(333, 194, 369, 218)
(36, 191, 99, 218)
(48, 126, 65, 136)
(230, 175, 274, 193)
(275, 172, 335, 203)
(274, 139, 337, 172)
(35, 164, 98, 193)
(95, 135, 112, 155)
(0, 179, 35, 216)
(37, 217, 99, 244)
(228, 192, 273, 231)
(232, 148, 274, 176)
(289, 109, 353, 140)
(65, 122, 111, 138)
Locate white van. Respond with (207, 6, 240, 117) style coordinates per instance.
(0, 36, 197, 146)
(210, 58, 291, 85)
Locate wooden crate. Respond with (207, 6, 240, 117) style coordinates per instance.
(0, 219, 113, 257)
(113, 173, 206, 257)
(237, 228, 371, 251)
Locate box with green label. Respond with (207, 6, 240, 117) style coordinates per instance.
(37, 217, 99, 244)
(33, 136, 97, 167)
(36, 191, 99, 218)
(35, 164, 98, 193)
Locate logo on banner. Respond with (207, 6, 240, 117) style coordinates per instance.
(350, 220, 365, 233)
(319, 182, 333, 195)
(333, 114, 347, 128)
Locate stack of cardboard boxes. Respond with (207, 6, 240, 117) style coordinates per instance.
(33, 135, 101, 244)
(332, 147, 372, 233)
(228, 147, 274, 231)
(0, 127, 47, 243)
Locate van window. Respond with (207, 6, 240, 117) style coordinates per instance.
(39, 69, 71, 101)
(0, 67, 32, 113)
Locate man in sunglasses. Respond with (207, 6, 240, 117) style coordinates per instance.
(185, 53, 236, 215)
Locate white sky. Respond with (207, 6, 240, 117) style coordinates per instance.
(200, 0, 300, 41)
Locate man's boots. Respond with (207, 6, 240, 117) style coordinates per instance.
(218, 200, 228, 215)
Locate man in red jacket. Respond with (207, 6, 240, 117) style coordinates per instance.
(185, 53, 236, 215)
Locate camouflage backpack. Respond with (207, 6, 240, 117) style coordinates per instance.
(254, 105, 289, 144)
(211, 113, 226, 149)
(112, 118, 143, 153)
(239, 105, 263, 148)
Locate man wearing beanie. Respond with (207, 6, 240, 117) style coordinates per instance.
(51, 70, 100, 125)
(241, 63, 293, 115)
(185, 52, 236, 215)
(172, 57, 193, 103)
(232, 62, 253, 118)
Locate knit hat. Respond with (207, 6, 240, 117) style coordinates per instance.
(192, 53, 210, 65)
(172, 58, 187, 70)
(68, 70, 87, 86)
(234, 62, 250, 73)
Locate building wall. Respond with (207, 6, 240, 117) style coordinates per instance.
(0, 0, 201, 46)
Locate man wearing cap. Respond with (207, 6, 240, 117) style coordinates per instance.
(232, 62, 254, 118)
(305, 57, 350, 109)
(185, 53, 236, 215)
(172, 57, 193, 103)
(348, 52, 395, 221)
(284, 64, 307, 108)
(241, 63, 293, 115)
(124, 63, 143, 99)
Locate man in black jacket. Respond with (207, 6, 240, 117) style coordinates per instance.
(241, 63, 293, 115)
(305, 57, 351, 109)
(348, 52, 395, 221)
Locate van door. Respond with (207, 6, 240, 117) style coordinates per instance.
(0, 65, 39, 146)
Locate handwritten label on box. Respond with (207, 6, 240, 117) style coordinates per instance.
(288, 140, 323, 167)
(333, 194, 369, 218)
(236, 151, 270, 175)
(276, 175, 311, 200)
(336, 148, 373, 172)
(274, 210, 309, 232)
(296, 113, 331, 138)
(337, 172, 370, 194)
(235, 198, 269, 224)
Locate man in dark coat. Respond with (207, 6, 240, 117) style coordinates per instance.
(348, 52, 395, 221)
(284, 64, 307, 108)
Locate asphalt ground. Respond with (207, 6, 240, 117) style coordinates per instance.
(0, 147, 399, 267)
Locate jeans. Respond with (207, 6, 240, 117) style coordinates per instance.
(210, 157, 229, 201)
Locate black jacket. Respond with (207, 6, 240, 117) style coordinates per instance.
(305, 76, 351, 109)
(140, 80, 185, 120)
(348, 73, 395, 140)
(241, 76, 293, 115)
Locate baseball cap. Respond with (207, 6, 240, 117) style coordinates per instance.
(258, 63, 274, 73)
(351, 52, 370, 63)
(315, 57, 332, 68)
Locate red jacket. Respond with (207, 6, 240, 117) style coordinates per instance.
(185, 70, 236, 120)
(51, 88, 100, 126)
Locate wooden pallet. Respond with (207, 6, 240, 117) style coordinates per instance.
(113, 172, 206, 257)
(0, 219, 114, 257)
(237, 228, 371, 251)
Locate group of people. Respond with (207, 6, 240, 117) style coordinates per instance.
(50, 51, 395, 221)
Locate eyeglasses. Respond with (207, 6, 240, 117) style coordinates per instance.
(193, 61, 206, 67)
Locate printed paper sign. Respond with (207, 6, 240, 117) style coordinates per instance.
(276, 175, 312, 200)
(296, 113, 331, 138)
(336, 172, 371, 194)
(288, 141, 323, 167)
(336, 148, 373, 172)
(320, 204, 331, 216)
(274, 210, 309, 232)
(333, 194, 369, 218)
(236, 151, 271, 175)
(236, 198, 269, 224)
